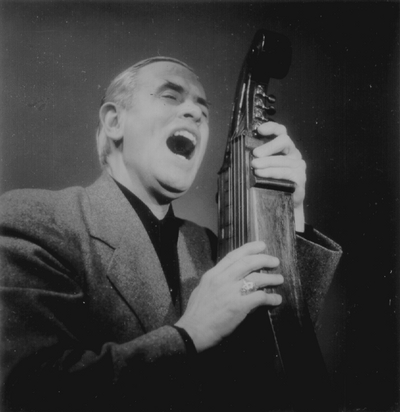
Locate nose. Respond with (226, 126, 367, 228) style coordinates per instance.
(179, 99, 202, 123)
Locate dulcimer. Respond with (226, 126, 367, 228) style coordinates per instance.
(216, 30, 336, 412)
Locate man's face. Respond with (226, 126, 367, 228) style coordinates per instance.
(120, 61, 210, 203)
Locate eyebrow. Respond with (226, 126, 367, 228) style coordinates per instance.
(160, 80, 211, 110)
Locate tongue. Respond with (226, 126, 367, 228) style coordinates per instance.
(167, 135, 195, 159)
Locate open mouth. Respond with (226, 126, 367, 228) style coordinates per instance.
(166, 130, 197, 160)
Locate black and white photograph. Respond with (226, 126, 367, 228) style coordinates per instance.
(1, 1, 399, 411)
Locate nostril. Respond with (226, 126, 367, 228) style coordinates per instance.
(180, 101, 202, 120)
(183, 111, 201, 122)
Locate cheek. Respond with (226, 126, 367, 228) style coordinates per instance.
(124, 132, 155, 159)
(197, 142, 209, 164)
(200, 126, 210, 149)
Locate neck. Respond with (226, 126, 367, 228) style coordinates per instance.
(105, 163, 170, 220)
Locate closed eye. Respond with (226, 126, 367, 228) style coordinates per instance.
(200, 104, 209, 119)
(198, 98, 210, 120)
(162, 94, 178, 100)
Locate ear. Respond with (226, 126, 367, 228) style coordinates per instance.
(99, 102, 125, 141)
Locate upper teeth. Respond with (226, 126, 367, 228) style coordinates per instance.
(173, 130, 196, 145)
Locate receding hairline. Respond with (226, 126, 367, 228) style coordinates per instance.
(129, 56, 195, 74)
(100, 56, 198, 107)
(132, 60, 205, 96)
(120, 57, 198, 88)
(130, 58, 203, 89)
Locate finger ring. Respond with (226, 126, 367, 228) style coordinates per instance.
(240, 279, 257, 295)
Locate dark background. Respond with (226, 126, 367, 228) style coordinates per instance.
(1, 1, 399, 411)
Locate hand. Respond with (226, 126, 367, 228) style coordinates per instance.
(175, 241, 283, 352)
(251, 121, 306, 232)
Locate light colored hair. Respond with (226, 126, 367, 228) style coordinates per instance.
(96, 56, 194, 167)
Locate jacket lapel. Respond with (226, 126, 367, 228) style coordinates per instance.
(177, 232, 200, 312)
(177, 222, 215, 312)
(86, 173, 179, 332)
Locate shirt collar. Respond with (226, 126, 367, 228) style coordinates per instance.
(112, 179, 176, 233)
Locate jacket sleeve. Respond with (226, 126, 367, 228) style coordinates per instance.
(296, 227, 342, 325)
(0, 192, 199, 412)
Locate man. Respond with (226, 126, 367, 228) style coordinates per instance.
(0, 57, 341, 411)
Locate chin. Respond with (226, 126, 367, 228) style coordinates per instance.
(157, 178, 192, 201)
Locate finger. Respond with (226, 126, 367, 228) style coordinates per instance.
(253, 166, 304, 184)
(256, 121, 287, 137)
(227, 254, 280, 281)
(251, 155, 305, 170)
(253, 134, 297, 158)
(244, 273, 284, 289)
(214, 241, 266, 273)
(246, 289, 283, 307)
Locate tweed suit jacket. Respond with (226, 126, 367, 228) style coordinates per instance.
(0, 172, 342, 412)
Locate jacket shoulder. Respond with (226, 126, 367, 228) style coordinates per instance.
(0, 186, 90, 238)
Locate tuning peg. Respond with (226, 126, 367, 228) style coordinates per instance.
(266, 94, 276, 104)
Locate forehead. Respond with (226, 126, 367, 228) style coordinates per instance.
(135, 61, 206, 98)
